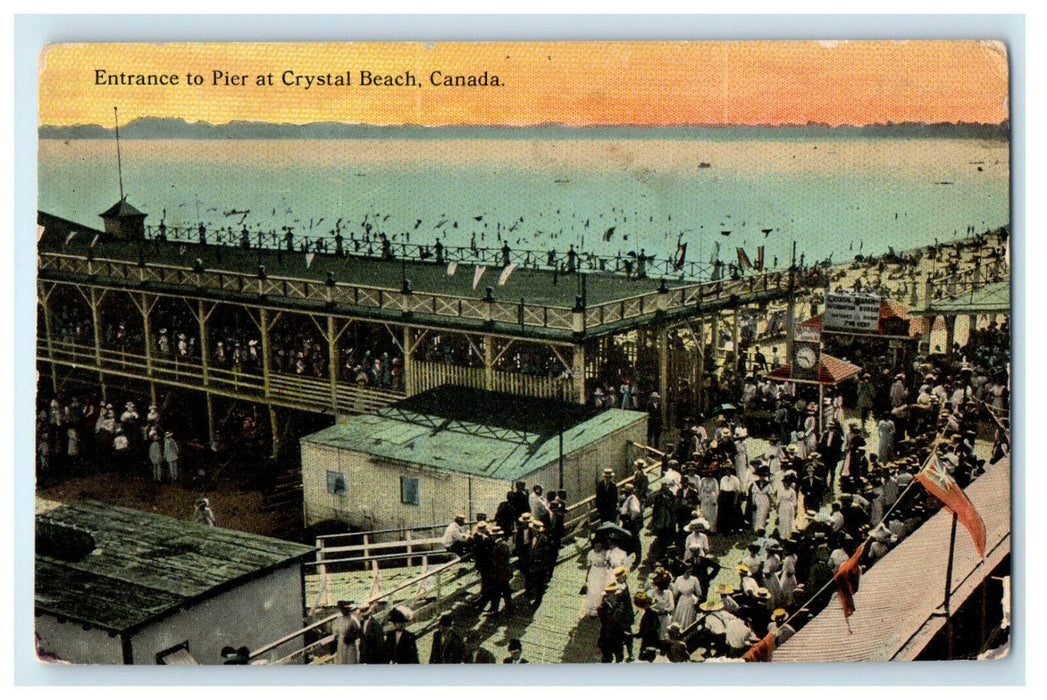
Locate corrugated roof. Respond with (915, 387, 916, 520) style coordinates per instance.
(100, 198, 147, 219)
(35, 499, 315, 633)
(302, 387, 646, 481)
(774, 455, 1010, 662)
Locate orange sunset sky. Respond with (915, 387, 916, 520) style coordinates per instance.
(39, 41, 1009, 128)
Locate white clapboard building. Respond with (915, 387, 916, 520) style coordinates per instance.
(300, 385, 648, 531)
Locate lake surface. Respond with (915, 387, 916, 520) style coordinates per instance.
(38, 134, 1009, 270)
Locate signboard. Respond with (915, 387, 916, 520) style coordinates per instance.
(824, 292, 881, 333)
(795, 325, 821, 343)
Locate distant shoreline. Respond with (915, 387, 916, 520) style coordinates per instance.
(39, 119, 1010, 141)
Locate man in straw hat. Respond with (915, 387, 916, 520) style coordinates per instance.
(442, 514, 471, 556)
(612, 567, 636, 662)
(597, 581, 624, 663)
(358, 602, 387, 664)
(595, 468, 619, 523)
(482, 525, 514, 616)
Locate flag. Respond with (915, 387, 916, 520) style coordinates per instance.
(446, 261, 458, 276)
(64, 231, 77, 245)
(305, 252, 315, 269)
(603, 226, 616, 242)
(37, 224, 46, 242)
(915, 454, 987, 557)
(756, 246, 765, 271)
(367, 567, 383, 602)
(472, 265, 486, 290)
(743, 631, 776, 662)
(674, 241, 688, 271)
(833, 544, 865, 619)
(737, 247, 753, 270)
(498, 262, 517, 286)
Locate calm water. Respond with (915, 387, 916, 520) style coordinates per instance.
(38, 135, 1009, 268)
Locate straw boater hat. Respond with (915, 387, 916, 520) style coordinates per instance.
(518, 513, 532, 524)
(772, 608, 788, 622)
(604, 582, 618, 593)
(603, 468, 614, 476)
(529, 521, 545, 532)
(634, 458, 646, 468)
(754, 587, 772, 600)
(614, 566, 629, 579)
(736, 564, 751, 575)
(699, 598, 724, 612)
(786, 445, 799, 455)
(715, 583, 736, 596)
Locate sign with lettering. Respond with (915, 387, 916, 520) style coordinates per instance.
(824, 293, 882, 333)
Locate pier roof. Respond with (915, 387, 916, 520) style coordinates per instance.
(35, 499, 315, 634)
(301, 385, 646, 482)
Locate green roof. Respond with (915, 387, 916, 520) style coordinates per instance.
(302, 386, 646, 481)
(35, 499, 315, 633)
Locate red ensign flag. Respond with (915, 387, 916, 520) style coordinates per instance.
(743, 631, 776, 662)
(833, 544, 865, 619)
(915, 454, 987, 558)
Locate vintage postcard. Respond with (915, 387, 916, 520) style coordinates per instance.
(34, 40, 1011, 666)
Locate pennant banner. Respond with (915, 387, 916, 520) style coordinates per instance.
(497, 262, 517, 286)
(446, 261, 458, 276)
(64, 231, 77, 245)
(833, 544, 865, 619)
(915, 454, 987, 558)
(90, 234, 100, 248)
(472, 265, 486, 290)
(37, 224, 46, 243)
(674, 242, 688, 271)
(737, 247, 753, 270)
(305, 252, 315, 269)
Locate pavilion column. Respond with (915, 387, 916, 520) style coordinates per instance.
(710, 312, 721, 369)
(88, 287, 107, 401)
(38, 283, 59, 394)
(732, 308, 741, 376)
(657, 324, 669, 427)
(403, 326, 415, 396)
(967, 314, 979, 347)
(694, 319, 705, 415)
(944, 314, 956, 355)
(327, 315, 339, 413)
(571, 343, 586, 405)
(197, 299, 212, 387)
(483, 334, 494, 391)
(205, 393, 216, 446)
(139, 292, 157, 405)
(785, 297, 796, 363)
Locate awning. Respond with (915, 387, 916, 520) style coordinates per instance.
(766, 354, 862, 386)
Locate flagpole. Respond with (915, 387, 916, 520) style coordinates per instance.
(944, 512, 958, 659)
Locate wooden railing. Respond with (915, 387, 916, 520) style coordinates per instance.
(38, 250, 791, 337)
(406, 359, 565, 399)
(37, 338, 403, 415)
(924, 256, 1009, 306)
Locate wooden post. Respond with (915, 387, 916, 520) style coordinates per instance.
(711, 312, 721, 368)
(403, 326, 415, 396)
(944, 315, 956, 356)
(406, 530, 414, 568)
(695, 319, 705, 415)
(205, 392, 216, 446)
(268, 404, 280, 460)
(139, 292, 157, 405)
(197, 299, 211, 387)
(483, 334, 494, 391)
(88, 287, 106, 399)
(572, 343, 586, 404)
(259, 307, 272, 400)
(732, 308, 741, 376)
(944, 512, 958, 659)
(38, 284, 59, 394)
(327, 315, 339, 413)
(657, 324, 669, 428)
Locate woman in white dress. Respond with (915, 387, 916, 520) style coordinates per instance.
(670, 568, 702, 630)
(698, 473, 719, 532)
(778, 547, 799, 606)
(650, 568, 676, 640)
(799, 404, 818, 459)
(682, 521, 710, 563)
(583, 540, 612, 616)
(606, 541, 630, 574)
(776, 478, 798, 539)
(750, 474, 773, 533)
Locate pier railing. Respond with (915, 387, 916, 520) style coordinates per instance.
(38, 250, 792, 338)
(36, 337, 404, 415)
(144, 224, 731, 281)
(923, 255, 1009, 306)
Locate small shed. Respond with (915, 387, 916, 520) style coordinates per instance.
(300, 385, 648, 531)
(35, 499, 315, 665)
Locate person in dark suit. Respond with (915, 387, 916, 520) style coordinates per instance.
(384, 607, 419, 664)
(429, 614, 467, 664)
(483, 528, 514, 615)
(595, 468, 619, 523)
(358, 603, 387, 664)
(494, 492, 517, 540)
